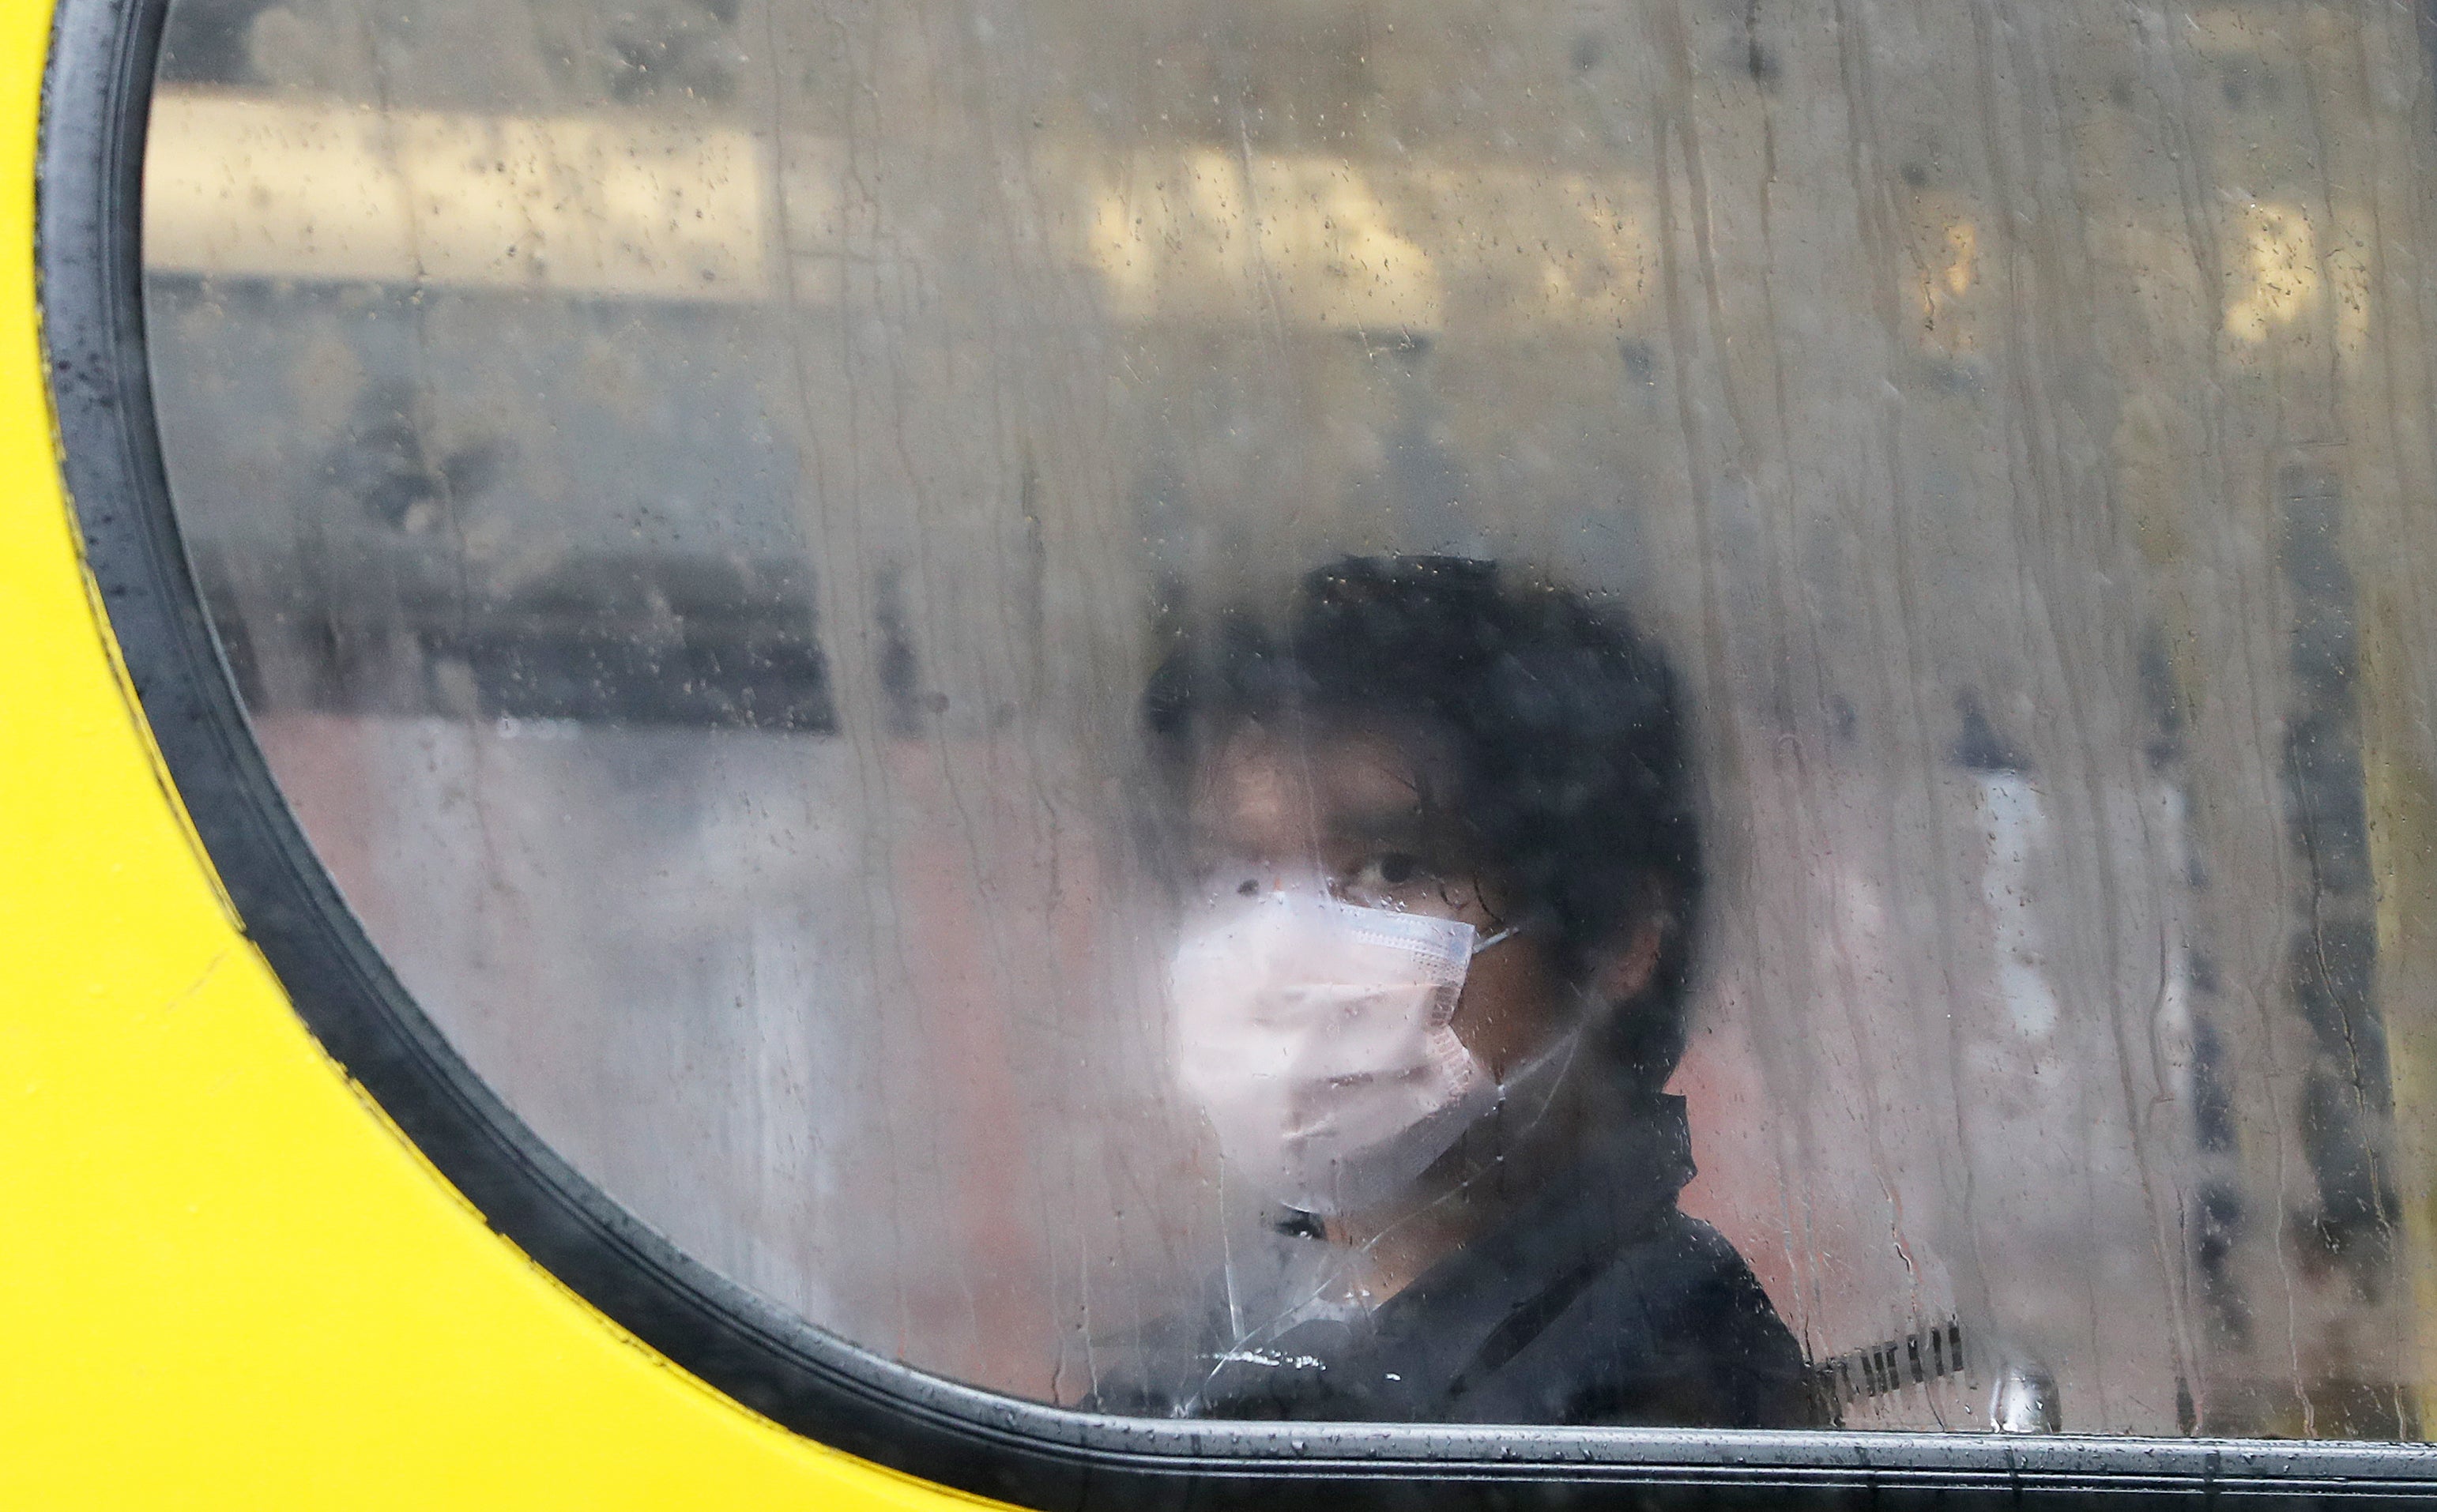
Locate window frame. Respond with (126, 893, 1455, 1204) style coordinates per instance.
(40, 0, 2437, 1501)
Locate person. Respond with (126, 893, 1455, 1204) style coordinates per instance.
(1089, 554, 1816, 1428)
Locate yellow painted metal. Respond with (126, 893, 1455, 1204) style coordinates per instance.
(0, 4, 1011, 1505)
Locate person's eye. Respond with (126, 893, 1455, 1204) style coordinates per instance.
(1193, 859, 1271, 901)
(1350, 852, 1425, 893)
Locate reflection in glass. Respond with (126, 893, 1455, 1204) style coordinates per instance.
(144, 0, 2437, 1435)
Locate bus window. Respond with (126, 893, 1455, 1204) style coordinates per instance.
(141, 0, 2437, 1439)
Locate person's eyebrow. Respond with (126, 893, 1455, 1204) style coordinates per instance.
(1328, 812, 1432, 852)
(1323, 782, 1437, 849)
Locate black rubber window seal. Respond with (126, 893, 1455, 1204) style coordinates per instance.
(36, 0, 2437, 1503)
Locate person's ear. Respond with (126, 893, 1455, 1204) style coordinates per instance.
(1587, 916, 1666, 1004)
(1585, 885, 1674, 1005)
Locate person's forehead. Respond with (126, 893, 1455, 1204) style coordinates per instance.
(1193, 720, 1440, 847)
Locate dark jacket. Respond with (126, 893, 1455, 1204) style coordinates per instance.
(1089, 1096, 1817, 1427)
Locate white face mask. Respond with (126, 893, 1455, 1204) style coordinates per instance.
(1168, 871, 1524, 1217)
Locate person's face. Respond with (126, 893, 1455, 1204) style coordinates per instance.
(1184, 718, 1572, 1082)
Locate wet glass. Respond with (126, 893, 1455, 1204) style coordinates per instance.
(143, 0, 2437, 1435)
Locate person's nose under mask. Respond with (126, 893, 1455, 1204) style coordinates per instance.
(1169, 871, 1573, 1217)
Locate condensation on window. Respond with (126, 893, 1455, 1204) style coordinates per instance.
(143, 0, 2437, 1436)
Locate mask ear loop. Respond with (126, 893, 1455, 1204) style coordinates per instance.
(1499, 1020, 1586, 1137)
(1486, 953, 1610, 1142)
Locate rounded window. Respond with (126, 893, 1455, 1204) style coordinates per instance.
(136, 0, 2437, 1445)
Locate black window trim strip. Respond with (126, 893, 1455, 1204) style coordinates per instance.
(37, 0, 2437, 1503)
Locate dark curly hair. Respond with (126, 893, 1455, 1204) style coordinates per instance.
(1143, 555, 1702, 1096)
